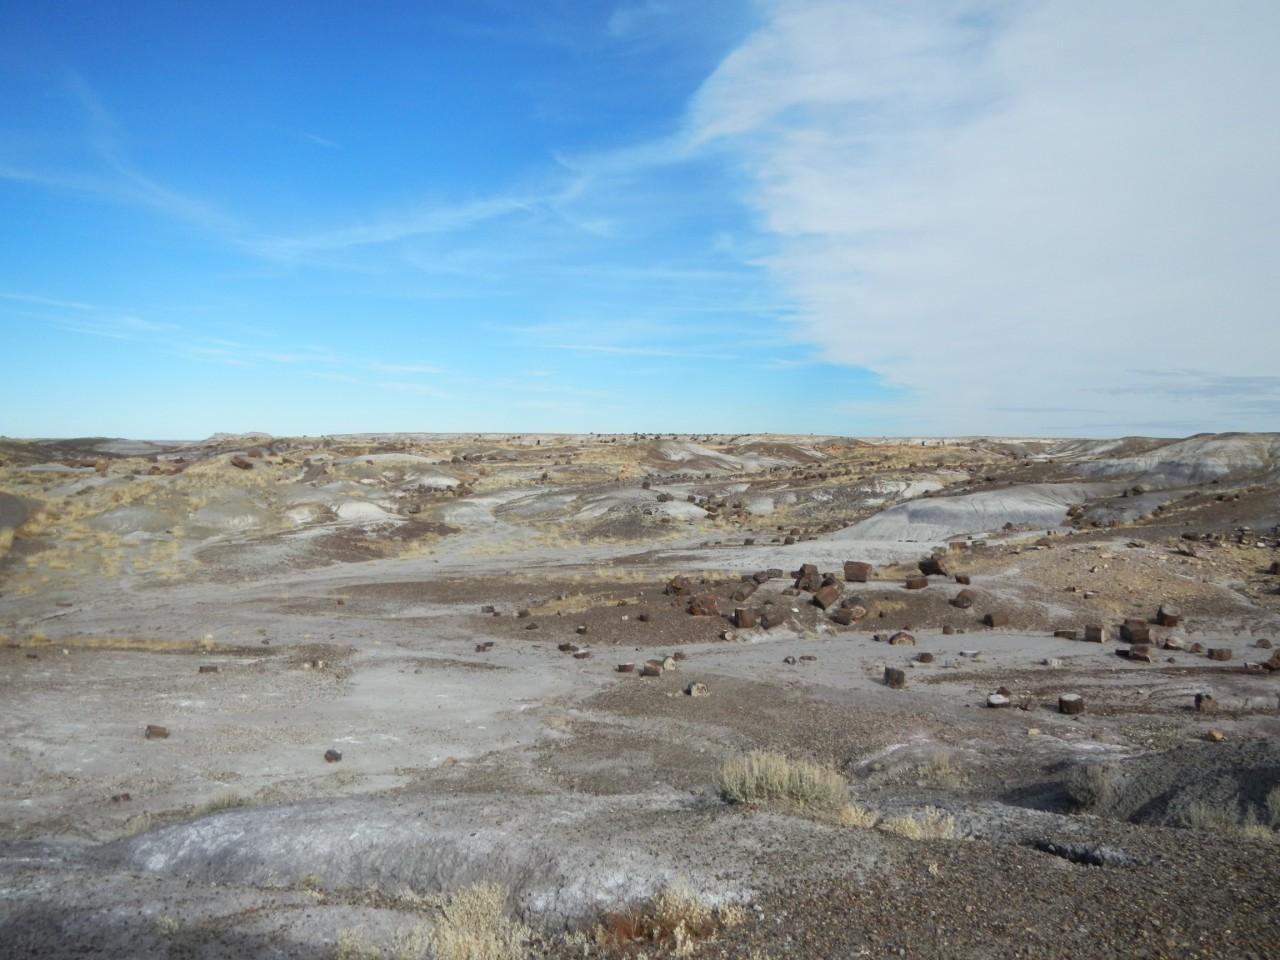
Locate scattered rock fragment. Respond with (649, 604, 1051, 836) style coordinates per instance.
(197, 664, 220, 674)
(984, 612, 1009, 628)
(1206, 730, 1226, 743)
(1058, 693, 1085, 715)
(1120, 620, 1151, 643)
(905, 577, 929, 590)
(813, 583, 842, 609)
(888, 631, 915, 646)
(1195, 692, 1216, 712)
(954, 574, 971, 585)
(1053, 630, 1078, 640)
(475, 641, 494, 652)
(986, 693, 1011, 708)
(1084, 625, 1108, 643)
(617, 662, 635, 673)
(1156, 604, 1181, 627)
(324, 749, 342, 763)
(1207, 648, 1232, 661)
(783, 655, 798, 665)
(230, 455, 253, 470)
(734, 607, 757, 629)
(844, 561, 873, 583)
(685, 682, 709, 697)
(951, 590, 974, 609)
(916, 652, 935, 664)
(688, 594, 720, 617)
(1124, 645, 1155, 663)
(918, 555, 949, 577)
(573, 651, 591, 660)
(144, 725, 169, 740)
(884, 667, 906, 689)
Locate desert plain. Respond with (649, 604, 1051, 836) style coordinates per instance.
(1, 430, 1278, 959)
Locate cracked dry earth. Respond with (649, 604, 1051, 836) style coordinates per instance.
(1, 431, 1278, 959)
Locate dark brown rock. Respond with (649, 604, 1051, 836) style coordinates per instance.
(664, 575, 691, 596)
(616, 662, 635, 673)
(1194, 692, 1216, 711)
(830, 608, 854, 626)
(813, 583, 842, 609)
(197, 664, 220, 674)
(918, 555, 949, 577)
(1207, 647, 1232, 661)
(954, 574, 971, 585)
(733, 607, 757, 629)
(1156, 604, 1181, 627)
(1125, 644, 1154, 663)
(942, 624, 955, 635)
(144, 724, 169, 740)
(905, 577, 929, 590)
(1053, 630, 1078, 640)
(888, 631, 915, 646)
(1120, 619, 1151, 643)
(951, 590, 975, 609)
(884, 667, 906, 689)
(688, 594, 720, 617)
(731, 580, 758, 602)
(324, 749, 342, 763)
(1084, 624, 1108, 643)
(1058, 693, 1085, 715)
(984, 612, 1009, 628)
(844, 561, 873, 583)
(916, 652, 934, 663)
(230, 455, 253, 470)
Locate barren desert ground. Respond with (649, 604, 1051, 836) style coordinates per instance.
(2, 431, 1278, 959)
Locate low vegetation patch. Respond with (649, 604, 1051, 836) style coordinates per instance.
(717, 750, 848, 810)
(1064, 761, 1121, 811)
(1179, 790, 1280, 842)
(593, 884, 744, 957)
(429, 882, 530, 960)
(877, 807, 957, 841)
(838, 803, 880, 829)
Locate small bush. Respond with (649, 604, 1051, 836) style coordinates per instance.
(594, 884, 743, 957)
(878, 807, 957, 841)
(1180, 797, 1280, 842)
(838, 803, 879, 829)
(429, 883, 530, 960)
(717, 751, 848, 810)
(336, 929, 382, 960)
(1064, 761, 1120, 811)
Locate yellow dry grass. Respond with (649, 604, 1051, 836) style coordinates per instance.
(429, 882, 530, 960)
(877, 807, 957, 841)
(717, 751, 848, 811)
(838, 803, 880, 829)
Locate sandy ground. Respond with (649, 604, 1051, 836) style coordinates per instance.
(1, 431, 1278, 959)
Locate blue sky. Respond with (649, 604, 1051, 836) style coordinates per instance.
(2, 2, 1277, 438)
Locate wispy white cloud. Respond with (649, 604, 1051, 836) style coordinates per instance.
(680, 0, 1280, 433)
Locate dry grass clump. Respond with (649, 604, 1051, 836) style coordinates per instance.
(877, 807, 957, 841)
(1064, 761, 1121, 811)
(838, 803, 880, 829)
(717, 751, 848, 810)
(913, 751, 965, 789)
(593, 884, 745, 957)
(336, 929, 384, 960)
(1179, 792, 1280, 842)
(191, 791, 246, 818)
(429, 882, 530, 960)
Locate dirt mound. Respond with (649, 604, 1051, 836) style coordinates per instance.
(1070, 740, 1280, 828)
(1069, 433, 1280, 488)
(838, 483, 1113, 542)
